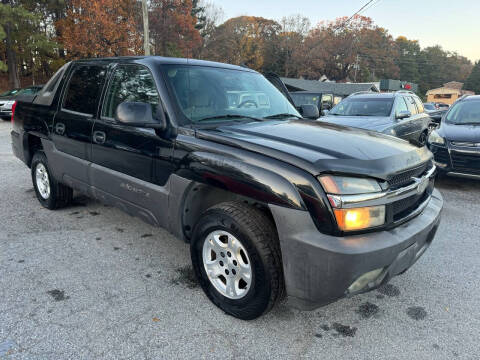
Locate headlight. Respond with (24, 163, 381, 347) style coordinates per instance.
(333, 206, 386, 231)
(318, 175, 382, 195)
(319, 175, 385, 231)
(428, 130, 445, 145)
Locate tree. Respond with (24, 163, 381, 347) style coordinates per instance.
(465, 61, 480, 94)
(1, 0, 57, 88)
(56, 0, 142, 59)
(0, 20, 6, 72)
(203, 16, 281, 71)
(300, 16, 398, 81)
(395, 36, 421, 84)
(195, 0, 224, 57)
(275, 15, 310, 77)
(149, 0, 202, 57)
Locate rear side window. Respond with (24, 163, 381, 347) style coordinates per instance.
(63, 65, 107, 115)
(394, 97, 409, 114)
(102, 65, 159, 119)
(404, 96, 418, 115)
(34, 63, 69, 106)
(413, 97, 424, 113)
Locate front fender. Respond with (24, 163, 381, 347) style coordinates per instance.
(177, 151, 305, 210)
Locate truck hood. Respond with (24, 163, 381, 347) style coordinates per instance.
(438, 122, 480, 142)
(196, 120, 431, 180)
(322, 115, 392, 132)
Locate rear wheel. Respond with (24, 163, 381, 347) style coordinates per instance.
(31, 151, 73, 210)
(191, 202, 283, 320)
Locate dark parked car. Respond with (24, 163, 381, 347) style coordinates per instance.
(428, 95, 480, 179)
(0, 85, 43, 121)
(323, 91, 432, 146)
(11, 57, 442, 320)
(289, 91, 343, 115)
(424, 102, 447, 128)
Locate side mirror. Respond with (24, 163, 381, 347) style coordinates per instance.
(299, 104, 320, 120)
(396, 110, 411, 120)
(115, 102, 167, 130)
(322, 109, 330, 116)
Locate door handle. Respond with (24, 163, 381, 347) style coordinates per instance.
(93, 131, 106, 144)
(55, 123, 65, 135)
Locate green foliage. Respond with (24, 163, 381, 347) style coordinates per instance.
(465, 61, 480, 94)
(0, 1, 58, 84)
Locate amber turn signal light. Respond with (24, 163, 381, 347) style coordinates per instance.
(333, 206, 385, 231)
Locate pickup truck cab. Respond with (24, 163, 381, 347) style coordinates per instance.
(11, 57, 443, 320)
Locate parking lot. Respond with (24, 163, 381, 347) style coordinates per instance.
(0, 120, 479, 359)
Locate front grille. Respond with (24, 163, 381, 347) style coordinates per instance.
(451, 152, 480, 172)
(433, 147, 450, 164)
(387, 162, 430, 189)
(391, 188, 431, 222)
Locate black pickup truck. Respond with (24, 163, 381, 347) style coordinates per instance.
(11, 57, 443, 320)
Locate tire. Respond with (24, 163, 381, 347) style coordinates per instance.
(418, 131, 428, 147)
(191, 202, 284, 320)
(31, 151, 73, 210)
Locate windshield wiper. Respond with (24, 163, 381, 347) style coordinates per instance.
(263, 113, 302, 120)
(452, 122, 480, 125)
(195, 114, 264, 123)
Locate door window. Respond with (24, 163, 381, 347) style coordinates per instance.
(405, 96, 418, 115)
(413, 97, 424, 113)
(63, 65, 107, 115)
(102, 65, 160, 119)
(394, 97, 409, 115)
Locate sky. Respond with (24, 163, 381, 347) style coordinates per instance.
(209, 0, 480, 62)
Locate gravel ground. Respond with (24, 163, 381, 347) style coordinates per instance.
(1, 120, 479, 359)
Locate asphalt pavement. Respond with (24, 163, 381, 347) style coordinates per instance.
(0, 121, 479, 359)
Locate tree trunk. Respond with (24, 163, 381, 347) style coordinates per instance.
(5, 22, 20, 89)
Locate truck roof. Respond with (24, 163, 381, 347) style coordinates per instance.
(72, 56, 257, 73)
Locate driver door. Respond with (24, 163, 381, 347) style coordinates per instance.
(90, 63, 174, 226)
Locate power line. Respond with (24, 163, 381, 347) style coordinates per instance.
(361, 0, 382, 14)
(338, 0, 379, 30)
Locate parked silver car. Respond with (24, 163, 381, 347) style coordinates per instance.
(322, 91, 432, 146)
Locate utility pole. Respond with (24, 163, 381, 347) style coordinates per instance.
(142, 0, 150, 56)
(354, 54, 360, 82)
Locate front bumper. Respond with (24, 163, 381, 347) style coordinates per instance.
(0, 110, 12, 119)
(430, 143, 480, 178)
(269, 189, 443, 310)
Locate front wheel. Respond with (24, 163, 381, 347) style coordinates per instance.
(191, 202, 283, 320)
(418, 131, 428, 147)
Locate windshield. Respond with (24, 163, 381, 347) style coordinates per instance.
(329, 97, 394, 117)
(445, 101, 480, 125)
(290, 93, 320, 107)
(160, 65, 300, 124)
(0, 89, 19, 97)
(424, 103, 436, 110)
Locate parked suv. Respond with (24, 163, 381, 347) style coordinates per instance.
(11, 57, 442, 320)
(428, 95, 480, 179)
(323, 91, 432, 146)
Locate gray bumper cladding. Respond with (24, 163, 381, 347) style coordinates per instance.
(269, 189, 443, 310)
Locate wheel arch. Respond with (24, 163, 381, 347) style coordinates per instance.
(25, 132, 46, 167)
(180, 182, 276, 242)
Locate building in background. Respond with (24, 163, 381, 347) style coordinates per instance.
(280, 77, 379, 96)
(379, 79, 418, 93)
(426, 82, 475, 105)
